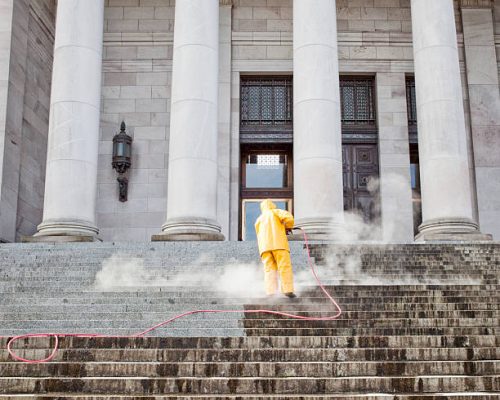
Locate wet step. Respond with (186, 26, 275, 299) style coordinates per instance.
(0, 395, 498, 400)
(1, 375, 498, 394)
(2, 335, 498, 350)
(1, 395, 498, 400)
(1, 360, 499, 378)
(1, 310, 498, 321)
(1, 302, 498, 313)
(0, 290, 492, 307)
(2, 347, 498, 363)
(242, 327, 499, 336)
(2, 327, 498, 337)
(1, 318, 498, 331)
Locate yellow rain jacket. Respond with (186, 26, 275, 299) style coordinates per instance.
(255, 200, 294, 256)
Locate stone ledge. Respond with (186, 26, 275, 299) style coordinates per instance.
(415, 232, 493, 242)
(21, 235, 101, 243)
(151, 232, 225, 242)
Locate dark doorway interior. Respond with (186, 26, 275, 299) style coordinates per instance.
(341, 76, 380, 224)
(343, 144, 380, 223)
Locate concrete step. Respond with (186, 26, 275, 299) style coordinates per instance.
(3, 335, 499, 349)
(1, 360, 499, 378)
(1, 302, 497, 313)
(0, 297, 495, 309)
(1, 310, 498, 320)
(3, 335, 499, 350)
(1, 375, 498, 394)
(1, 286, 497, 295)
(3, 347, 498, 363)
(1, 395, 498, 400)
(1, 317, 498, 330)
(2, 327, 497, 337)
(0, 242, 498, 398)
(241, 327, 498, 336)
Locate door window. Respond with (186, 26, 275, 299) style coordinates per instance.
(245, 154, 288, 189)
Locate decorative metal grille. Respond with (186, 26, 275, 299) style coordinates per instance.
(240, 77, 293, 128)
(340, 77, 376, 128)
(406, 77, 417, 127)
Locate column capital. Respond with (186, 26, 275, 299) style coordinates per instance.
(219, 0, 232, 6)
(459, 0, 493, 9)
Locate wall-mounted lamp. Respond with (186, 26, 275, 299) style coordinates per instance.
(112, 121, 132, 202)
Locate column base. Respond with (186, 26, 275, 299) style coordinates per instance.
(152, 217, 225, 241)
(29, 220, 100, 242)
(22, 234, 100, 243)
(415, 217, 492, 242)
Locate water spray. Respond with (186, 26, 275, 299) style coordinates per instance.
(5, 229, 342, 363)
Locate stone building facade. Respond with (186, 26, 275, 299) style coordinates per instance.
(0, 0, 499, 243)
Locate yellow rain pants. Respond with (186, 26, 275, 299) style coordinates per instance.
(255, 199, 295, 295)
(261, 250, 294, 295)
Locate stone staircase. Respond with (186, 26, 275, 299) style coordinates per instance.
(0, 242, 498, 398)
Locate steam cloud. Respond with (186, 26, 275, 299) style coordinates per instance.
(94, 173, 477, 293)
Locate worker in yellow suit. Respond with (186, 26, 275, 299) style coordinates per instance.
(254, 199, 296, 298)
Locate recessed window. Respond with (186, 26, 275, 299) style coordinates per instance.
(406, 77, 417, 129)
(240, 77, 293, 128)
(340, 77, 376, 128)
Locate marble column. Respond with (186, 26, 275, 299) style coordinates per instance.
(411, 0, 490, 241)
(152, 0, 224, 241)
(34, 0, 104, 240)
(293, 0, 343, 239)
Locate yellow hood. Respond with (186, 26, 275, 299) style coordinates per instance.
(260, 199, 277, 212)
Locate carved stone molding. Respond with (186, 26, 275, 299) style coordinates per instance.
(219, 0, 232, 6)
(459, 0, 493, 9)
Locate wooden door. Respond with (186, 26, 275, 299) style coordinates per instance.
(343, 144, 380, 222)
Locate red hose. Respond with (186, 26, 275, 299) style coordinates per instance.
(6, 230, 341, 363)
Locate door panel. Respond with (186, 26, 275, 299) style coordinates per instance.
(343, 144, 379, 222)
(240, 146, 293, 240)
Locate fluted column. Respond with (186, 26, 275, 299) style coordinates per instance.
(293, 0, 343, 239)
(411, 0, 490, 241)
(152, 0, 224, 241)
(34, 0, 104, 240)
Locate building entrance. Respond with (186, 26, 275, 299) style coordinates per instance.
(240, 145, 293, 240)
(239, 76, 293, 240)
(343, 143, 379, 222)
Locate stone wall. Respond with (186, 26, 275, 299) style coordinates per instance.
(91, 0, 494, 242)
(97, 0, 174, 241)
(15, 0, 56, 240)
